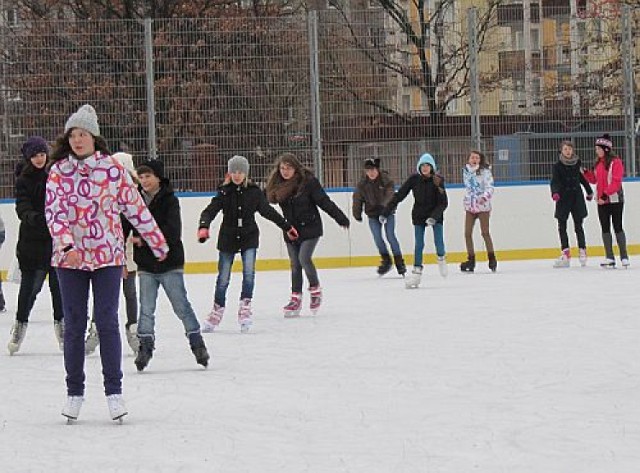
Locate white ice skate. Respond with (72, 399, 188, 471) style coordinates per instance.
(620, 258, 630, 269)
(238, 298, 253, 333)
(600, 258, 616, 269)
(405, 267, 422, 289)
(437, 256, 448, 278)
(202, 303, 224, 333)
(578, 248, 587, 267)
(7, 321, 27, 355)
(62, 395, 84, 423)
(553, 250, 570, 268)
(106, 394, 128, 423)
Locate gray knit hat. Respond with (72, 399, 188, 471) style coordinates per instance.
(228, 155, 249, 175)
(64, 104, 100, 137)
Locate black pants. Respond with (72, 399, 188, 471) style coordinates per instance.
(597, 202, 624, 234)
(16, 267, 64, 323)
(557, 217, 585, 250)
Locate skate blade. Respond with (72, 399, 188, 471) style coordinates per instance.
(63, 414, 78, 423)
(240, 324, 251, 333)
(283, 311, 301, 318)
(112, 413, 128, 423)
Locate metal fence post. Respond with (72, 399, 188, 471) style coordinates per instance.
(144, 17, 157, 160)
(621, 4, 636, 176)
(467, 7, 481, 151)
(307, 10, 323, 184)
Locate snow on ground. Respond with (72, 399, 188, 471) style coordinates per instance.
(0, 259, 639, 473)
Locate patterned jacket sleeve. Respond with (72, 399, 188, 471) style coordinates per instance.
(117, 169, 168, 259)
(482, 168, 495, 201)
(45, 163, 75, 253)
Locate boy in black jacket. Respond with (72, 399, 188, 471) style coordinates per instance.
(198, 155, 298, 332)
(132, 159, 209, 371)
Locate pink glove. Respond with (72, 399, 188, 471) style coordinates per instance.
(552, 193, 560, 202)
(586, 194, 594, 201)
(477, 196, 486, 205)
(197, 228, 210, 243)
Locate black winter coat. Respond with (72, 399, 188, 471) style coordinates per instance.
(352, 171, 395, 220)
(550, 158, 593, 221)
(132, 180, 184, 273)
(277, 175, 349, 242)
(199, 182, 292, 253)
(384, 173, 448, 225)
(15, 167, 53, 270)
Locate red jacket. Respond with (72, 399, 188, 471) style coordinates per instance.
(583, 155, 624, 204)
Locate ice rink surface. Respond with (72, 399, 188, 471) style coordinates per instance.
(0, 258, 638, 473)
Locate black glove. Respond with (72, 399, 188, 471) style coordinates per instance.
(354, 215, 363, 222)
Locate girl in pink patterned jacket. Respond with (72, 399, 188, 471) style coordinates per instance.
(460, 150, 497, 273)
(45, 104, 168, 423)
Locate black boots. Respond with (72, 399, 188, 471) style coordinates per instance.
(460, 254, 476, 272)
(135, 337, 154, 372)
(488, 252, 498, 272)
(393, 254, 407, 276)
(377, 254, 392, 275)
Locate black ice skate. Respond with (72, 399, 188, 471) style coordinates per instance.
(377, 254, 392, 276)
(189, 332, 210, 368)
(135, 337, 154, 372)
(460, 255, 475, 273)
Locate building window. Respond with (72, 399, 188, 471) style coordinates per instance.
(402, 94, 411, 113)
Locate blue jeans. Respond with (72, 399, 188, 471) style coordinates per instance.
(214, 248, 257, 307)
(414, 223, 445, 267)
(138, 270, 200, 339)
(368, 215, 402, 256)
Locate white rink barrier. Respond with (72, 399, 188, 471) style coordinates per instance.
(1, 180, 638, 273)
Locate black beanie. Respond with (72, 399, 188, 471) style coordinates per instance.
(364, 158, 380, 169)
(137, 159, 165, 179)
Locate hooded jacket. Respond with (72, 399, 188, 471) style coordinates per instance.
(45, 152, 168, 270)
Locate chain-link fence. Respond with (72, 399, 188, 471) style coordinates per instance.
(0, 3, 637, 197)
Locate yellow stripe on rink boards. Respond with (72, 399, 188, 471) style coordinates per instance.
(182, 244, 640, 274)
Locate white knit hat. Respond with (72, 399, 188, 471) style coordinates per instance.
(112, 152, 137, 180)
(64, 104, 100, 137)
